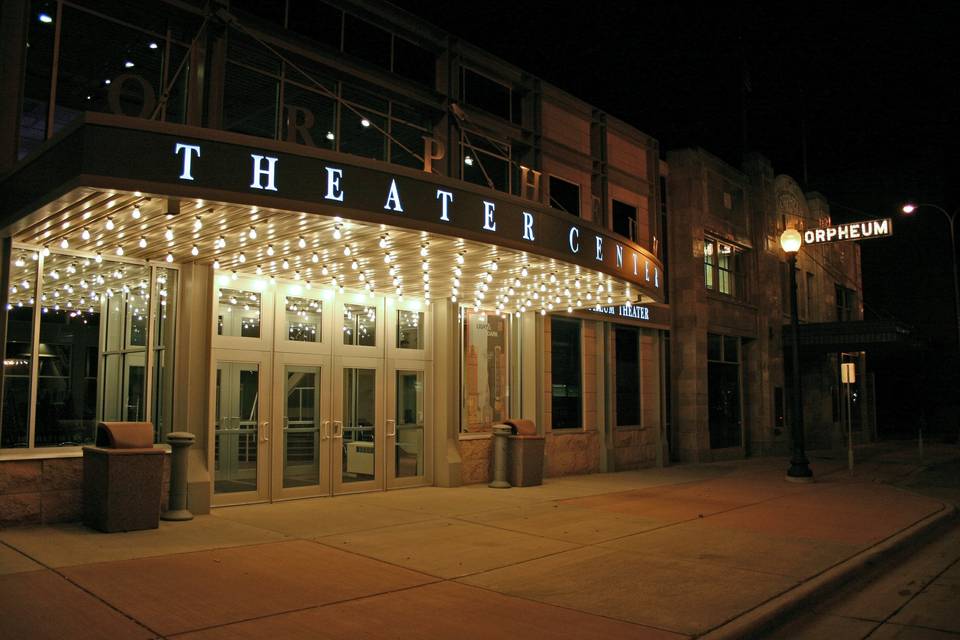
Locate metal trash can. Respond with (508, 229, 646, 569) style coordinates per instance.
(505, 419, 545, 487)
(83, 422, 164, 532)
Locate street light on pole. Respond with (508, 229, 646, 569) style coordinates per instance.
(901, 203, 960, 352)
(781, 228, 814, 482)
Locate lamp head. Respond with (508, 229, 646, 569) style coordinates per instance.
(780, 228, 802, 254)
(901, 203, 917, 214)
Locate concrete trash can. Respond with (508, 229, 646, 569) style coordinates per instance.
(83, 422, 164, 532)
(505, 419, 545, 487)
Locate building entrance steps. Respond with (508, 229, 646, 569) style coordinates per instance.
(0, 441, 956, 639)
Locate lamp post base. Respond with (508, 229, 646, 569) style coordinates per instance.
(786, 460, 814, 483)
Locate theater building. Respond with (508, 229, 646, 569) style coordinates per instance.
(0, 0, 672, 523)
(667, 149, 874, 463)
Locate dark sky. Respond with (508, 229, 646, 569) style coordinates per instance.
(394, 2, 959, 335)
(393, 1, 960, 426)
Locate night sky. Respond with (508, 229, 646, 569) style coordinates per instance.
(396, 1, 960, 434)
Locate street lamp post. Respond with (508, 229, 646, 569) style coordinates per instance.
(781, 228, 814, 481)
(902, 203, 960, 351)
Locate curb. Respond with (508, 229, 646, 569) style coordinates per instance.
(698, 501, 957, 640)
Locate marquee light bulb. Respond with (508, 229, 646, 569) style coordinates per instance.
(59, 238, 69, 249)
(164, 227, 174, 241)
(115, 245, 124, 256)
(95, 252, 103, 263)
(490, 261, 499, 271)
(248, 226, 257, 240)
(321, 265, 329, 276)
(191, 244, 199, 256)
(343, 245, 351, 257)
(212, 259, 220, 269)
(105, 217, 115, 231)
(139, 236, 148, 248)
(193, 216, 202, 231)
(239, 252, 246, 263)
(456, 253, 465, 265)
(267, 244, 275, 256)
(420, 245, 428, 257)
(332, 225, 342, 240)
(351, 260, 358, 270)
(132, 205, 141, 219)
(282, 258, 289, 269)
(255, 264, 263, 275)
(521, 267, 528, 277)
(379, 235, 388, 249)
(166, 252, 174, 263)
(312, 252, 320, 263)
(384, 253, 392, 263)
(298, 236, 306, 249)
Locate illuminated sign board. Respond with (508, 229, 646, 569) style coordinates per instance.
(0, 116, 665, 301)
(587, 304, 651, 320)
(803, 218, 892, 245)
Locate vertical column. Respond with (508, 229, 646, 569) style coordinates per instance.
(431, 299, 462, 486)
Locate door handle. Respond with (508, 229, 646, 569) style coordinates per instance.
(260, 421, 270, 442)
(386, 419, 396, 438)
(321, 420, 330, 440)
(333, 421, 343, 438)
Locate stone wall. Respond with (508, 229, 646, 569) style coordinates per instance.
(0, 454, 170, 527)
(458, 438, 492, 485)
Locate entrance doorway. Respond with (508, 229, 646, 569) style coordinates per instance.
(210, 276, 431, 506)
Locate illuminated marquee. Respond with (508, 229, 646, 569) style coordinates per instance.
(803, 219, 892, 245)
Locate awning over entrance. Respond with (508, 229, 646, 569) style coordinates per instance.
(782, 320, 916, 354)
(1, 114, 665, 314)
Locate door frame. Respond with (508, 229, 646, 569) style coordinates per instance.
(332, 355, 384, 495)
(270, 351, 332, 501)
(385, 359, 433, 489)
(209, 349, 272, 507)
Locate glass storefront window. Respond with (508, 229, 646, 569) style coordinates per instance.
(343, 303, 376, 346)
(286, 296, 321, 342)
(461, 310, 508, 433)
(153, 268, 177, 442)
(217, 286, 262, 338)
(550, 317, 582, 429)
(397, 310, 423, 349)
(614, 325, 640, 427)
(1, 251, 38, 448)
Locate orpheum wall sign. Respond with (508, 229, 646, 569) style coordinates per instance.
(803, 218, 893, 246)
(1, 116, 664, 301)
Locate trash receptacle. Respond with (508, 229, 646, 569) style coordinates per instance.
(505, 419, 545, 487)
(83, 422, 164, 532)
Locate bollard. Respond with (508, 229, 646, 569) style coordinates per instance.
(161, 431, 196, 521)
(489, 425, 512, 489)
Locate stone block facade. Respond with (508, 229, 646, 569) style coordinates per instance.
(0, 454, 170, 528)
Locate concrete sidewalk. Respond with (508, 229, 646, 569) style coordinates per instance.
(0, 443, 955, 639)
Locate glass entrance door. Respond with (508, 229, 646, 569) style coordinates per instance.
(213, 355, 269, 503)
(332, 357, 383, 494)
(271, 353, 331, 499)
(386, 362, 430, 488)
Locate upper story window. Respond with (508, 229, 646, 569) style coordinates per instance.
(548, 176, 580, 217)
(462, 131, 511, 193)
(704, 237, 746, 299)
(612, 200, 638, 241)
(461, 67, 521, 125)
(835, 284, 857, 321)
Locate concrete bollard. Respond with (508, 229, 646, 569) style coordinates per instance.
(161, 431, 196, 521)
(489, 425, 512, 489)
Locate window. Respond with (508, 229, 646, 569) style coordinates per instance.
(549, 176, 580, 217)
(614, 326, 640, 427)
(704, 236, 746, 299)
(343, 13, 391, 69)
(612, 200, 637, 241)
(397, 310, 423, 349)
(461, 310, 508, 433)
(707, 333, 741, 449)
(1, 250, 177, 449)
(462, 131, 510, 193)
(343, 303, 376, 346)
(835, 284, 856, 321)
(461, 67, 517, 123)
(550, 317, 581, 429)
